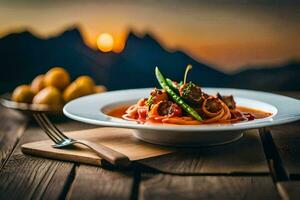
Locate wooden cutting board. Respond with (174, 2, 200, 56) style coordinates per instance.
(21, 127, 175, 166)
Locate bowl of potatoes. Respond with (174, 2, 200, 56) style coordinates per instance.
(1, 67, 106, 115)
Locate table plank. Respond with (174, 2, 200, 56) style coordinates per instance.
(0, 106, 27, 167)
(277, 181, 300, 200)
(139, 129, 269, 174)
(0, 122, 81, 200)
(0, 119, 136, 200)
(269, 122, 300, 179)
(140, 174, 279, 200)
(0, 154, 73, 200)
(67, 165, 134, 200)
(267, 92, 300, 180)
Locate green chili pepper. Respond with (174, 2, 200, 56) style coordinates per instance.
(155, 67, 203, 121)
(166, 78, 179, 92)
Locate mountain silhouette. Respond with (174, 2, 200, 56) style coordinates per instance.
(0, 27, 299, 93)
(230, 62, 300, 90)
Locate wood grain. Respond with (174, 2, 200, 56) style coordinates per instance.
(277, 181, 300, 200)
(21, 127, 174, 166)
(0, 124, 76, 200)
(67, 165, 134, 200)
(140, 174, 279, 200)
(269, 90, 300, 178)
(269, 122, 300, 179)
(0, 153, 73, 200)
(139, 129, 269, 174)
(0, 106, 27, 167)
(266, 92, 300, 179)
(3, 91, 300, 200)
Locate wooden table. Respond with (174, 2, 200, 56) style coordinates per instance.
(0, 92, 299, 200)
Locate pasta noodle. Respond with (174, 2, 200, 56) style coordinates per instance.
(114, 92, 272, 125)
(108, 66, 272, 125)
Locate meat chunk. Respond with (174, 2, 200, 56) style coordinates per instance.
(217, 93, 236, 109)
(179, 82, 203, 105)
(204, 97, 222, 113)
(157, 101, 182, 117)
(147, 88, 169, 107)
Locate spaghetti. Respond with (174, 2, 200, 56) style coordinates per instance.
(110, 92, 272, 125)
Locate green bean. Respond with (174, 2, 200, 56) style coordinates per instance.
(155, 67, 203, 121)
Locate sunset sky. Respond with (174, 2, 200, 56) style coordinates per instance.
(0, 0, 299, 72)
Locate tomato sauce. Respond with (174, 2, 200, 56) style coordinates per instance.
(107, 105, 272, 125)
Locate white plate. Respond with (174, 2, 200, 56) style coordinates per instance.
(63, 88, 300, 146)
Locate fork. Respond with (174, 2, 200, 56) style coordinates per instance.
(33, 113, 130, 167)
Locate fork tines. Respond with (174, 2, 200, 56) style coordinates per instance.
(33, 113, 69, 144)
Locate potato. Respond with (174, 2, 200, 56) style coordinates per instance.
(94, 85, 107, 93)
(75, 76, 95, 95)
(63, 76, 97, 102)
(44, 67, 70, 90)
(63, 82, 82, 102)
(12, 85, 35, 103)
(31, 74, 45, 94)
(33, 86, 62, 105)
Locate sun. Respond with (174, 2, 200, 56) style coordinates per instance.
(97, 33, 114, 52)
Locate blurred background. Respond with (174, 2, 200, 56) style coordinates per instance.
(1, 0, 299, 93)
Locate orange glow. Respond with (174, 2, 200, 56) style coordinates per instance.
(0, 2, 299, 71)
(112, 32, 126, 53)
(97, 33, 114, 52)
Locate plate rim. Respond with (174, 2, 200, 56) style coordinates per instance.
(63, 87, 300, 132)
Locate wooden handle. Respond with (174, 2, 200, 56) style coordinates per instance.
(76, 139, 130, 167)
